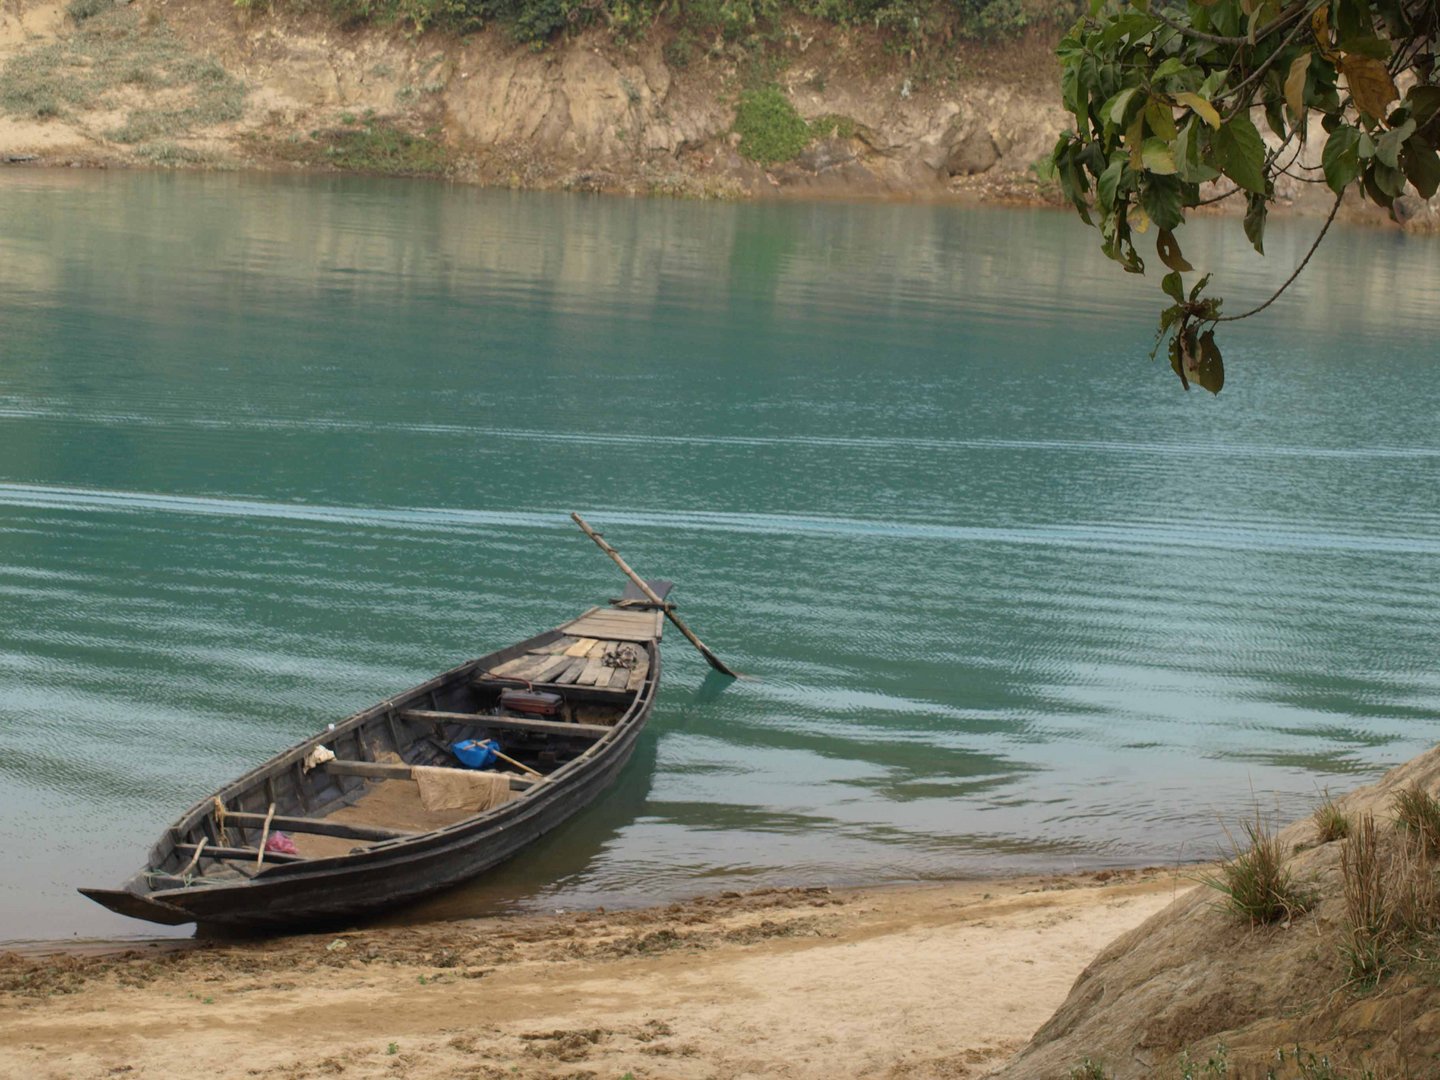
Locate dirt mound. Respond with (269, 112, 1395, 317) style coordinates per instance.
(991, 744, 1440, 1079)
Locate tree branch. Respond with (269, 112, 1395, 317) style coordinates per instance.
(1214, 193, 1343, 323)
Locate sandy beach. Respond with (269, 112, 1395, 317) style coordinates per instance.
(0, 868, 1192, 1080)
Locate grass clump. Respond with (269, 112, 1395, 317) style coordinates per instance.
(66, 0, 111, 21)
(304, 118, 451, 176)
(133, 141, 210, 165)
(733, 86, 811, 165)
(1391, 783, 1440, 852)
(0, 8, 243, 137)
(1067, 1059, 1111, 1079)
(1313, 794, 1350, 843)
(1204, 812, 1307, 926)
(1340, 811, 1440, 986)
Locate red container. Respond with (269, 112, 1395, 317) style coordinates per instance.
(499, 689, 564, 716)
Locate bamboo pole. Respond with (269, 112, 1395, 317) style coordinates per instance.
(571, 512, 739, 679)
(490, 746, 543, 778)
(256, 802, 276, 868)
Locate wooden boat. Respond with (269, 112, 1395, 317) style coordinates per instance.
(80, 587, 672, 929)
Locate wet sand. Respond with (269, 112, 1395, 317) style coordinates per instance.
(0, 867, 1196, 1079)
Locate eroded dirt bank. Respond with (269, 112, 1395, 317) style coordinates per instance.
(0, 871, 1186, 1079)
(0, 0, 1072, 198)
(7, 0, 1440, 229)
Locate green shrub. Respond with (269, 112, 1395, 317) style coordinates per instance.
(733, 86, 810, 164)
(66, 0, 110, 21)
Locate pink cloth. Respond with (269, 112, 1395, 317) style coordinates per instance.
(265, 831, 299, 856)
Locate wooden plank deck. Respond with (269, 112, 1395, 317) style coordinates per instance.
(475, 611, 652, 697)
(561, 608, 664, 642)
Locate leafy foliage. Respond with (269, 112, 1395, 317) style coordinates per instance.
(732, 88, 861, 164)
(1051, 0, 1440, 392)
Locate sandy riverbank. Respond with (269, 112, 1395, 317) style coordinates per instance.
(0, 868, 1194, 1079)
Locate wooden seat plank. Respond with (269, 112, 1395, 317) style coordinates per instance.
(219, 812, 416, 843)
(401, 709, 610, 739)
(324, 759, 537, 789)
(175, 843, 307, 865)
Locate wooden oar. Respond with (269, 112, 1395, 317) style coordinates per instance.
(571, 512, 739, 679)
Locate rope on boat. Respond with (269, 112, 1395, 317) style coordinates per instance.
(212, 796, 230, 847)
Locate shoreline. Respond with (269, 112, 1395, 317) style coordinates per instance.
(0, 868, 1199, 1079)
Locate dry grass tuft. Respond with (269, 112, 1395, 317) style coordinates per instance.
(1341, 813, 1390, 983)
(1391, 784, 1440, 853)
(1205, 813, 1306, 926)
(1340, 811, 1440, 985)
(1313, 794, 1350, 843)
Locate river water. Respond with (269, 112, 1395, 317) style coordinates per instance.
(1, 170, 1437, 942)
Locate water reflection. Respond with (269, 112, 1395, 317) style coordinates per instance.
(1, 170, 1438, 941)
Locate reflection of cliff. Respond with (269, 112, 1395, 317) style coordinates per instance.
(0, 0, 1071, 200)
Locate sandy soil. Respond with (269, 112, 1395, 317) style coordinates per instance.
(0, 868, 1193, 1080)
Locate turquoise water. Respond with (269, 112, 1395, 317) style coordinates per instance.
(1, 169, 1438, 942)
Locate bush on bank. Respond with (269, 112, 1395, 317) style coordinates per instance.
(251, 0, 1079, 51)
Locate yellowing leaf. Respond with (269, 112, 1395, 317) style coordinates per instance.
(1341, 53, 1399, 120)
(1130, 204, 1152, 233)
(1126, 113, 1146, 170)
(1146, 97, 1178, 142)
(1285, 51, 1310, 120)
(1311, 7, 1338, 63)
(1175, 92, 1220, 129)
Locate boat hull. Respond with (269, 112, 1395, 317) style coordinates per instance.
(83, 604, 664, 930)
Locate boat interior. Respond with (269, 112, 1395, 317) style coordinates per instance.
(139, 605, 662, 893)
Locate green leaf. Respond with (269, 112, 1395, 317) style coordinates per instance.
(1174, 118, 1221, 183)
(1161, 270, 1185, 303)
(1243, 193, 1267, 255)
(1321, 125, 1362, 194)
(1152, 58, 1189, 81)
(1337, 35, 1391, 59)
(1188, 272, 1212, 303)
(1108, 86, 1143, 126)
(1141, 137, 1178, 174)
(1212, 114, 1268, 194)
(1363, 164, 1394, 208)
(1192, 330, 1225, 395)
(1169, 329, 1190, 390)
(1407, 86, 1440, 129)
(1098, 155, 1126, 211)
(1157, 228, 1194, 272)
(1373, 160, 1406, 197)
(1375, 119, 1416, 169)
(1146, 98, 1178, 142)
(1400, 137, 1440, 198)
(1141, 175, 1185, 230)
